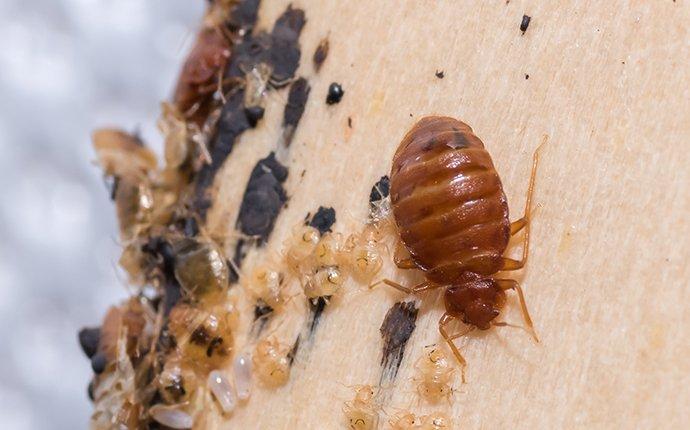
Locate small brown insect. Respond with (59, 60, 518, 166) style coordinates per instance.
(384, 116, 544, 379)
(173, 27, 232, 125)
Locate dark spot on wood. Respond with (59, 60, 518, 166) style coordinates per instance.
(163, 373, 186, 402)
(369, 176, 390, 203)
(251, 300, 274, 337)
(326, 82, 344, 104)
(87, 380, 95, 401)
(283, 77, 311, 146)
(379, 301, 418, 379)
(308, 296, 330, 333)
(244, 106, 265, 127)
(313, 37, 329, 72)
(106, 176, 119, 201)
(268, 5, 306, 83)
(525, 73, 530, 80)
(520, 14, 531, 33)
(192, 3, 306, 218)
(91, 352, 107, 374)
(78, 327, 101, 359)
(308, 206, 336, 234)
(300, 169, 306, 178)
(235, 152, 288, 244)
(182, 216, 199, 237)
(435, 70, 444, 79)
(191, 326, 211, 346)
(287, 335, 301, 365)
(226, 0, 261, 33)
(254, 300, 274, 320)
(194, 92, 251, 216)
(206, 337, 224, 357)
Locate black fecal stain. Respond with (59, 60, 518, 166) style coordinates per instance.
(182, 216, 199, 237)
(326, 82, 344, 104)
(206, 337, 224, 357)
(244, 106, 265, 127)
(251, 300, 274, 337)
(308, 296, 330, 333)
(369, 176, 390, 203)
(269, 6, 307, 83)
(379, 301, 418, 379)
(235, 152, 288, 244)
(287, 335, 301, 365)
(308, 206, 336, 234)
(313, 37, 329, 72)
(254, 300, 275, 320)
(348, 117, 353, 128)
(91, 352, 107, 374)
(142, 236, 181, 315)
(194, 91, 250, 216)
(525, 74, 530, 80)
(282, 77, 311, 146)
(192, 3, 306, 217)
(78, 327, 101, 359)
(227, 0, 260, 32)
(435, 70, 445, 79)
(106, 176, 119, 201)
(520, 15, 531, 33)
(87, 380, 95, 401)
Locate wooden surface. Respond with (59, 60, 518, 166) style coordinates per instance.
(202, 1, 689, 428)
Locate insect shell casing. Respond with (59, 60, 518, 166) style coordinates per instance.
(390, 116, 511, 282)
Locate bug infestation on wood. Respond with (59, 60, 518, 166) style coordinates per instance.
(375, 116, 545, 381)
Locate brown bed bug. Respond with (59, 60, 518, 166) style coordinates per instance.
(173, 27, 232, 125)
(382, 116, 545, 380)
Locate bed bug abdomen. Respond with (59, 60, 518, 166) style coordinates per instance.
(390, 116, 510, 283)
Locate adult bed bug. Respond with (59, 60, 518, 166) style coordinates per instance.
(381, 116, 545, 380)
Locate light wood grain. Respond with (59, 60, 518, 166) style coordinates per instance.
(202, 1, 690, 428)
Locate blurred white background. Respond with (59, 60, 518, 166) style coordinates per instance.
(0, 1, 203, 428)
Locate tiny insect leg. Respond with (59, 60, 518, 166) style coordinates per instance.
(370, 279, 440, 295)
(502, 136, 546, 270)
(495, 279, 539, 342)
(393, 240, 416, 269)
(438, 313, 472, 383)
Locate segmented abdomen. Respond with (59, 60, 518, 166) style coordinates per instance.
(390, 117, 510, 283)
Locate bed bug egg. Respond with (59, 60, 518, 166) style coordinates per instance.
(253, 337, 291, 386)
(208, 370, 237, 414)
(149, 404, 194, 429)
(419, 412, 452, 430)
(233, 352, 253, 400)
(343, 385, 380, 430)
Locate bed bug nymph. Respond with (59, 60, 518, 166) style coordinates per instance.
(380, 116, 545, 380)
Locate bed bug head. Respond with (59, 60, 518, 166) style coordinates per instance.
(443, 275, 506, 330)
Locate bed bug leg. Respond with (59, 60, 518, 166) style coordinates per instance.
(438, 313, 471, 383)
(370, 279, 440, 295)
(507, 136, 545, 259)
(495, 279, 539, 342)
(393, 241, 416, 269)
